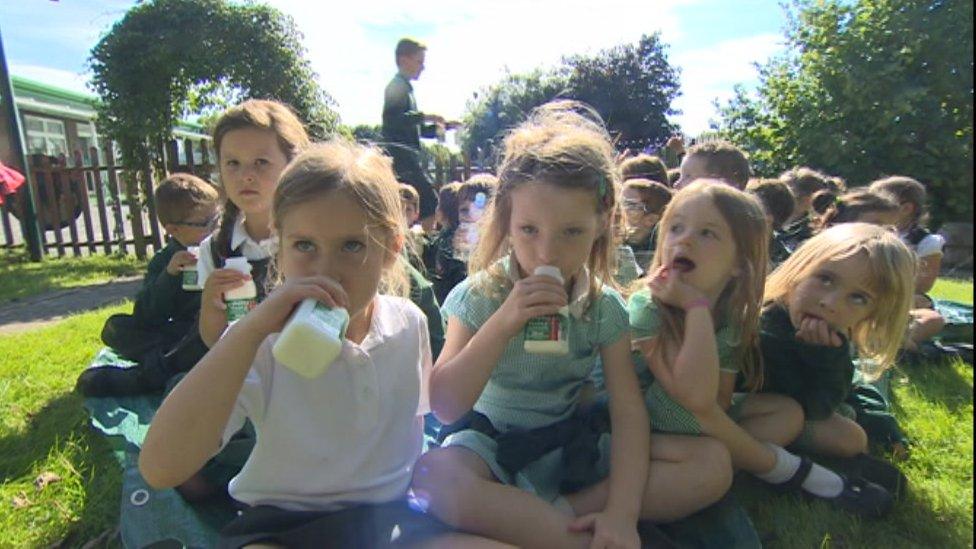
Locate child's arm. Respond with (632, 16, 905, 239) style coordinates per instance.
(198, 268, 250, 347)
(139, 276, 348, 488)
(132, 249, 197, 325)
(643, 266, 720, 414)
(429, 275, 567, 424)
(570, 333, 647, 546)
(717, 372, 736, 411)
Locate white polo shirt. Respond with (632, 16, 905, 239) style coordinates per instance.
(197, 216, 276, 283)
(219, 295, 432, 511)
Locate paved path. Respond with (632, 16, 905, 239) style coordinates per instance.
(0, 275, 142, 335)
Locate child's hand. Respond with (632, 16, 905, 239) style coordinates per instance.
(647, 265, 707, 310)
(236, 276, 349, 339)
(495, 274, 568, 337)
(795, 316, 844, 347)
(165, 250, 197, 276)
(568, 511, 640, 549)
(201, 268, 250, 312)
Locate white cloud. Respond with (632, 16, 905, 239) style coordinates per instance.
(671, 33, 784, 134)
(269, 0, 694, 126)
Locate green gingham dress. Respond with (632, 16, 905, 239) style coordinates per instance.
(628, 290, 745, 434)
(439, 260, 629, 502)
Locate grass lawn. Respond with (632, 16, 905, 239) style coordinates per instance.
(0, 250, 145, 304)
(0, 281, 971, 547)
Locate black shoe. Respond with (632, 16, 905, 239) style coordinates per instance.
(844, 453, 908, 500)
(820, 475, 893, 519)
(75, 364, 165, 397)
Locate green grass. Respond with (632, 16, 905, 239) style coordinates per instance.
(0, 303, 129, 547)
(932, 278, 974, 305)
(0, 281, 971, 547)
(0, 250, 146, 304)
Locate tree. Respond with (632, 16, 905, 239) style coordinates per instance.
(460, 33, 681, 162)
(89, 0, 340, 170)
(717, 0, 973, 224)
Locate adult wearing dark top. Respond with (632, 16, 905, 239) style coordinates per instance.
(382, 38, 454, 232)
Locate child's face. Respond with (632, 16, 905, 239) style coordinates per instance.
(787, 253, 876, 334)
(164, 204, 218, 247)
(658, 194, 739, 299)
(278, 192, 399, 321)
(458, 198, 485, 224)
(508, 182, 605, 282)
(219, 128, 290, 219)
(621, 187, 660, 230)
(402, 200, 419, 226)
(675, 154, 711, 190)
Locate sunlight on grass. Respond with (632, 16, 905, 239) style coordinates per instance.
(0, 251, 145, 304)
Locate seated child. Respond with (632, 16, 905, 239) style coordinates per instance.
(453, 174, 498, 264)
(77, 173, 219, 396)
(398, 182, 423, 233)
(746, 177, 796, 267)
(812, 188, 900, 229)
(760, 223, 915, 494)
(619, 153, 670, 185)
(869, 176, 947, 351)
(140, 140, 486, 547)
(425, 182, 465, 304)
(621, 178, 672, 271)
(674, 140, 750, 190)
(779, 167, 831, 251)
(628, 181, 892, 518)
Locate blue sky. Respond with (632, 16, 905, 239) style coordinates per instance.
(1, 0, 788, 135)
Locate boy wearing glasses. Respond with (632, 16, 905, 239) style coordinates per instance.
(77, 173, 219, 396)
(621, 178, 672, 271)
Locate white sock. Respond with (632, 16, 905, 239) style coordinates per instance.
(756, 443, 844, 498)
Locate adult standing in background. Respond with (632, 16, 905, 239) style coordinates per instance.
(382, 38, 455, 232)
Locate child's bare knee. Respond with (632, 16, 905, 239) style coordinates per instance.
(411, 449, 482, 526)
(841, 423, 869, 457)
(695, 437, 734, 498)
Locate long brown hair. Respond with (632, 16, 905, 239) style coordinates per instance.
(644, 180, 769, 390)
(469, 100, 618, 302)
(211, 99, 310, 262)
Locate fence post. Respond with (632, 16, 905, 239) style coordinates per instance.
(73, 149, 97, 255)
(0, 27, 43, 260)
(89, 146, 112, 254)
(122, 167, 147, 260)
(142, 161, 163, 252)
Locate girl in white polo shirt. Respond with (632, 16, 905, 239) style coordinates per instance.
(140, 140, 489, 547)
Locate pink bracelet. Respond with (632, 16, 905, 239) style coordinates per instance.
(685, 297, 711, 310)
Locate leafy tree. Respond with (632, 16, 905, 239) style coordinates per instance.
(717, 0, 973, 224)
(89, 0, 340, 170)
(350, 124, 384, 143)
(460, 33, 681, 161)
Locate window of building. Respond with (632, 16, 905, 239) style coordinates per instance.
(23, 115, 68, 157)
(76, 122, 100, 166)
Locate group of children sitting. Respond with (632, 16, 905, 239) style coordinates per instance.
(74, 97, 950, 548)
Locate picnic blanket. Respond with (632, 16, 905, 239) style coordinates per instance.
(82, 348, 760, 548)
(82, 348, 236, 548)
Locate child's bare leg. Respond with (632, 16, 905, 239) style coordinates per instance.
(695, 405, 778, 473)
(411, 446, 590, 549)
(403, 533, 516, 548)
(565, 434, 732, 523)
(803, 413, 869, 458)
(734, 393, 804, 447)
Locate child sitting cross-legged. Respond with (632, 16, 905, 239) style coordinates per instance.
(77, 173, 219, 396)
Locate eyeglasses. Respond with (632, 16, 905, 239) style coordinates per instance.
(175, 213, 219, 229)
(622, 200, 649, 213)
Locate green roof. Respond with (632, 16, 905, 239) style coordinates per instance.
(11, 75, 208, 136)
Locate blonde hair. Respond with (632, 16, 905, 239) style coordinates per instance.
(642, 180, 769, 390)
(764, 223, 915, 375)
(469, 100, 618, 301)
(270, 140, 409, 297)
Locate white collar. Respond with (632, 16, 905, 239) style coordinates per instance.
(232, 216, 277, 254)
(504, 254, 592, 319)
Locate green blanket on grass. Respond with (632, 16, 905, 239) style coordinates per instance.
(82, 348, 235, 549)
(82, 348, 761, 548)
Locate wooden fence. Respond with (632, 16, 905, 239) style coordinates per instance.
(0, 138, 215, 259)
